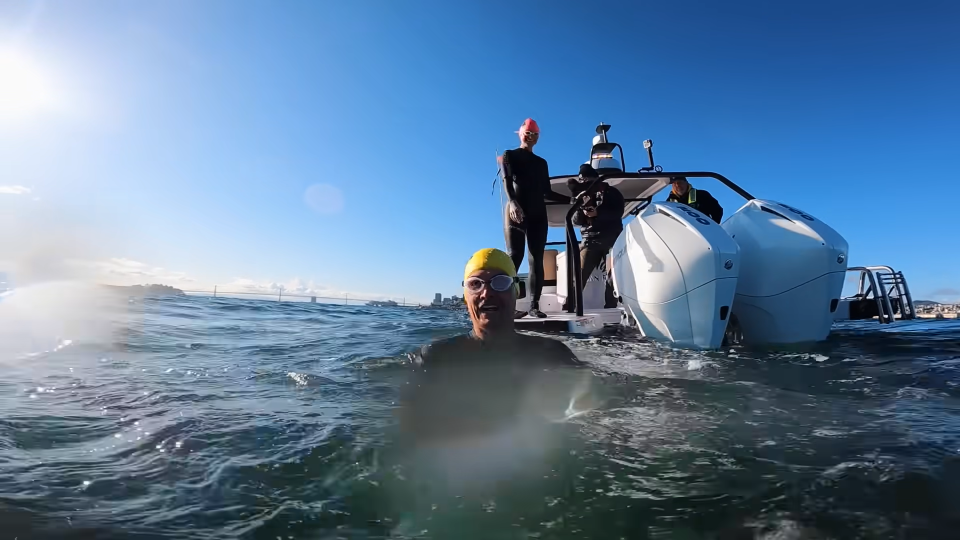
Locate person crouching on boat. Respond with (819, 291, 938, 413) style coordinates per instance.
(565, 164, 624, 311)
(667, 176, 724, 224)
(500, 118, 570, 319)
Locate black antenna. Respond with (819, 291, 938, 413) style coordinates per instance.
(643, 139, 655, 169)
(595, 122, 611, 143)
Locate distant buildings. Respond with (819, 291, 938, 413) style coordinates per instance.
(431, 293, 463, 307)
(916, 301, 959, 316)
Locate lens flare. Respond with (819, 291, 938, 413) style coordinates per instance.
(0, 48, 60, 123)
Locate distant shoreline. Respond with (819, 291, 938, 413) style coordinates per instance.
(915, 312, 960, 320)
(101, 284, 186, 297)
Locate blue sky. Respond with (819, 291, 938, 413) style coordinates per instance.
(1, 0, 958, 303)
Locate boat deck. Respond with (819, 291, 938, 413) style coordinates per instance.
(514, 308, 624, 335)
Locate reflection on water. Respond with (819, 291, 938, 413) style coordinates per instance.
(1, 292, 958, 538)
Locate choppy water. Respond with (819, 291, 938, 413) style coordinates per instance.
(2, 283, 959, 539)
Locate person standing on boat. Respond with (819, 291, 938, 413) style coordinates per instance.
(499, 118, 569, 319)
(566, 164, 624, 310)
(666, 177, 724, 224)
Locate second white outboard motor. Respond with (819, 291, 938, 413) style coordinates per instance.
(611, 202, 741, 349)
(722, 199, 849, 344)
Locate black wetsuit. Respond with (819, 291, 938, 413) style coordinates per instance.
(501, 148, 568, 310)
(569, 182, 625, 310)
(399, 333, 583, 441)
(667, 187, 724, 224)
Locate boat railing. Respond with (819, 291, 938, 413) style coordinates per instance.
(562, 170, 756, 316)
(845, 266, 917, 323)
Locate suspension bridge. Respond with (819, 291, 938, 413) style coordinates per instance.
(179, 286, 419, 307)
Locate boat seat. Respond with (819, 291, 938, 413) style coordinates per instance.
(543, 249, 558, 287)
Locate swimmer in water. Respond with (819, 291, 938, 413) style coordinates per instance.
(399, 248, 587, 442)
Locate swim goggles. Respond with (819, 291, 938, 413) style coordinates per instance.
(463, 274, 518, 293)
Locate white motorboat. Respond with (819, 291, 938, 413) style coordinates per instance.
(506, 123, 916, 348)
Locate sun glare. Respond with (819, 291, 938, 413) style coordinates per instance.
(0, 48, 60, 123)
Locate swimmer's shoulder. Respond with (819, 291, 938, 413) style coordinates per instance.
(414, 334, 477, 366)
(516, 334, 583, 367)
(413, 333, 581, 367)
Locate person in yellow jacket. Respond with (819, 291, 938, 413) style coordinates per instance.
(666, 177, 724, 224)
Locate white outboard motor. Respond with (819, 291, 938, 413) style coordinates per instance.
(721, 199, 848, 344)
(611, 202, 741, 349)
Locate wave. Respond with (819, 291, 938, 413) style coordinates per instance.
(1, 295, 958, 538)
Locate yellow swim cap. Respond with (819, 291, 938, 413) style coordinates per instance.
(463, 248, 517, 283)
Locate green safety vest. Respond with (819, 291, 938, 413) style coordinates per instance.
(671, 187, 697, 206)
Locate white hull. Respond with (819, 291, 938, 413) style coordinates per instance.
(516, 275, 623, 335)
(515, 294, 623, 336)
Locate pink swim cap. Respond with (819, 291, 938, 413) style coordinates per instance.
(518, 118, 540, 134)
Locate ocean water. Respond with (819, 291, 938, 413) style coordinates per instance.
(2, 284, 959, 539)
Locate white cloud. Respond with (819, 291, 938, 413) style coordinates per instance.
(0, 185, 31, 195)
(61, 258, 425, 304)
(90, 257, 196, 286)
(220, 276, 409, 303)
(303, 183, 345, 215)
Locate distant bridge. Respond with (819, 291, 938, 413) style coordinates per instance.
(179, 287, 419, 307)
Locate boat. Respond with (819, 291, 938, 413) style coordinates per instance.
(367, 300, 399, 307)
(505, 123, 916, 348)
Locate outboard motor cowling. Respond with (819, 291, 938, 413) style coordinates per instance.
(612, 202, 740, 349)
(721, 199, 848, 344)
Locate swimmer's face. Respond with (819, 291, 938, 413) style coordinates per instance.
(519, 130, 538, 147)
(465, 269, 516, 335)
